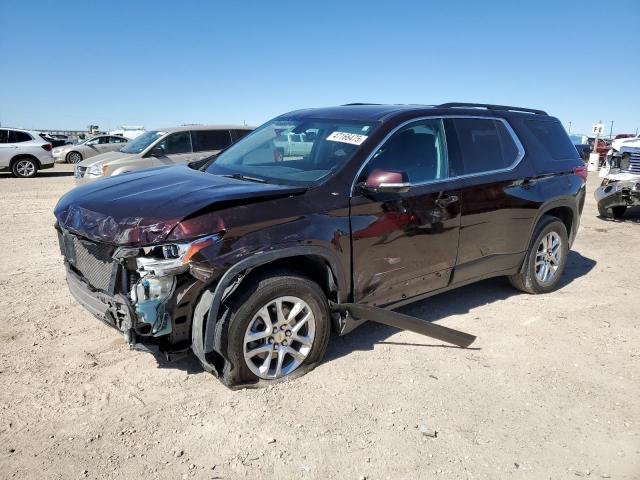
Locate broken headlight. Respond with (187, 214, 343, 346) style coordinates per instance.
(132, 233, 220, 277)
(123, 234, 220, 337)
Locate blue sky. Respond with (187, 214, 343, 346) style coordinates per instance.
(1, 0, 638, 136)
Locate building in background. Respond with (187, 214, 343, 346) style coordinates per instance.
(108, 125, 145, 140)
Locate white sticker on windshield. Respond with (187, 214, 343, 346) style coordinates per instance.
(326, 131, 368, 145)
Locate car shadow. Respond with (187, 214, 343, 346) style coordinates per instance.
(597, 205, 640, 224)
(0, 171, 74, 179)
(150, 250, 597, 375)
(325, 249, 596, 361)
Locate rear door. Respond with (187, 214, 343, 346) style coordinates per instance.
(350, 118, 461, 307)
(191, 129, 233, 161)
(443, 117, 535, 282)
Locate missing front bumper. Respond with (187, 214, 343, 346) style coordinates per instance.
(65, 264, 135, 334)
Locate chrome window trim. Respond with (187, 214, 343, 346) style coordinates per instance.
(350, 115, 526, 195)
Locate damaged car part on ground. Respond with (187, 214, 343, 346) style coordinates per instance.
(54, 103, 586, 388)
(595, 135, 640, 218)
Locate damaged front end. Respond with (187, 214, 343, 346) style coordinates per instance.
(58, 226, 220, 355)
(595, 145, 640, 217)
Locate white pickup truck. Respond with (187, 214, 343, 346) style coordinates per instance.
(595, 135, 640, 218)
(274, 132, 314, 158)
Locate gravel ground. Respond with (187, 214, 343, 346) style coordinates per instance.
(0, 164, 638, 479)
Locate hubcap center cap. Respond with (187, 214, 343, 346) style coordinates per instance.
(273, 331, 286, 343)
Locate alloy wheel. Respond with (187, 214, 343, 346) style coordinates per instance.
(243, 296, 316, 380)
(535, 231, 562, 284)
(16, 160, 36, 177)
(68, 152, 82, 164)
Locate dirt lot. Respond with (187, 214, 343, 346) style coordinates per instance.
(0, 164, 638, 479)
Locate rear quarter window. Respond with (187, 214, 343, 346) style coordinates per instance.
(233, 129, 252, 141)
(191, 130, 232, 152)
(448, 118, 521, 175)
(524, 119, 579, 160)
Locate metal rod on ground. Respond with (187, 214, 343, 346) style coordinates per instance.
(342, 303, 476, 348)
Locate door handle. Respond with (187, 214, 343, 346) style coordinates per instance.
(436, 195, 458, 208)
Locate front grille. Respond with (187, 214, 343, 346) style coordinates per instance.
(625, 152, 640, 174)
(74, 165, 87, 178)
(60, 231, 118, 292)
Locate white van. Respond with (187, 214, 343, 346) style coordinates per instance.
(74, 125, 254, 184)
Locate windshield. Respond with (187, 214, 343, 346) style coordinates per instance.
(120, 130, 166, 154)
(205, 119, 376, 185)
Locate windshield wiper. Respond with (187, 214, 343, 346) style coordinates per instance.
(222, 173, 266, 183)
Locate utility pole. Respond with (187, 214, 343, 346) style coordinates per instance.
(609, 120, 614, 139)
(568, 121, 572, 134)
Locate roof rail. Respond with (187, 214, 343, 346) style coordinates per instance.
(341, 103, 382, 106)
(437, 102, 547, 116)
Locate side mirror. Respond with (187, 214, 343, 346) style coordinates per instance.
(149, 146, 165, 157)
(362, 169, 411, 193)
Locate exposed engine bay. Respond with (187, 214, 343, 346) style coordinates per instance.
(58, 226, 219, 357)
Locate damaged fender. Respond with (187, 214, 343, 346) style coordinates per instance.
(191, 245, 347, 370)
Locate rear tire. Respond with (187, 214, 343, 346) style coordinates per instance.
(598, 204, 626, 219)
(66, 151, 83, 164)
(213, 269, 331, 388)
(11, 158, 38, 178)
(508, 216, 569, 294)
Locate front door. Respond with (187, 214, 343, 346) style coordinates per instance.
(106, 136, 128, 153)
(151, 131, 194, 166)
(350, 118, 461, 307)
(0, 129, 13, 167)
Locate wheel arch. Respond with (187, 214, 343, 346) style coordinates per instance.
(11, 154, 42, 169)
(518, 198, 577, 274)
(191, 246, 347, 371)
(65, 150, 82, 163)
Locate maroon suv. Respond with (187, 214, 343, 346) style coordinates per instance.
(54, 103, 586, 388)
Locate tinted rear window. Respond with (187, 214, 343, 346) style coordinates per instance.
(525, 119, 579, 160)
(449, 118, 520, 175)
(233, 129, 252, 141)
(191, 130, 232, 152)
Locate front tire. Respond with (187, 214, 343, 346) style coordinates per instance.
(66, 151, 83, 164)
(214, 270, 331, 388)
(509, 216, 569, 294)
(12, 158, 38, 178)
(598, 204, 626, 219)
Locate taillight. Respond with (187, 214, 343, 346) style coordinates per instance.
(41, 143, 52, 151)
(573, 165, 588, 181)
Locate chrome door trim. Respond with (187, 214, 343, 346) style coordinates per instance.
(350, 115, 526, 196)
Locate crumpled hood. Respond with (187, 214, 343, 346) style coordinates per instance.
(612, 137, 640, 153)
(54, 165, 306, 245)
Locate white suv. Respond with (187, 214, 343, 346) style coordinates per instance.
(0, 128, 54, 178)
